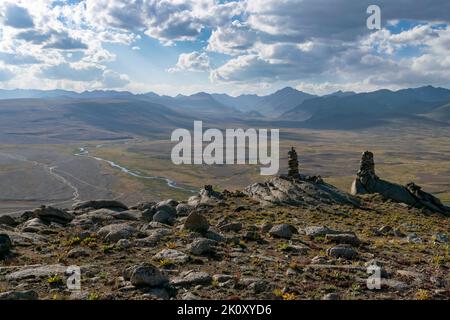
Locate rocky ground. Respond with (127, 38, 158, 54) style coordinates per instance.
(0, 176, 449, 300)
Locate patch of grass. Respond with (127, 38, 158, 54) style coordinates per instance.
(158, 259, 175, 268)
(47, 275, 64, 287)
(87, 292, 100, 300)
(102, 244, 115, 254)
(415, 289, 430, 300)
(63, 236, 81, 247)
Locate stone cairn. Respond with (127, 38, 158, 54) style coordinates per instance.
(357, 151, 378, 186)
(288, 147, 299, 178)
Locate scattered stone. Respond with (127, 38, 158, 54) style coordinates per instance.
(181, 292, 202, 300)
(283, 244, 309, 254)
(73, 200, 128, 211)
(112, 210, 141, 221)
(326, 245, 358, 260)
(21, 218, 48, 233)
(0, 215, 16, 227)
(35, 206, 74, 225)
(6, 265, 67, 281)
(184, 212, 209, 234)
(242, 230, 261, 241)
(213, 274, 234, 283)
(188, 238, 217, 255)
(322, 293, 340, 300)
(98, 223, 138, 242)
(432, 232, 449, 244)
(204, 229, 227, 243)
(378, 225, 393, 235)
(154, 249, 189, 264)
(67, 247, 91, 258)
(304, 226, 338, 237)
(0, 233, 12, 257)
(310, 256, 328, 264)
(0, 290, 38, 300)
(406, 233, 422, 243)
(325, 233, 360, 246)
(127, 264, 168, 287)
(116, 239, 131, 249)
(176, 203, 192, 216)
(217, 220, 243, 232)
(152, 210, 175, 225)
(269, 224, 297, 239)
(171, 271, 212, 287)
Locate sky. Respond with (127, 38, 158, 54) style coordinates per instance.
(0, 0, 449, 96)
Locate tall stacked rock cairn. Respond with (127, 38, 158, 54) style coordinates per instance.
(287, 147, 300, 178)
(351, 151, 450, 216)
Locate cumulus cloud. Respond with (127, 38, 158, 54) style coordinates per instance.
(168, 51, 211, 73)
(101, 70, 130, 88)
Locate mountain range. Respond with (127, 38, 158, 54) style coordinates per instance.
(1, 85, 450, 132)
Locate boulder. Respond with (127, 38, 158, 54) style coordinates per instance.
(326, 245, 358, 260)
(153, 249, 189, 264)
(21, 218, 48, 233)
(6, 265, 67, 281)
(176, 203, 193, 217)
(269, 224, 297, 239)
(126, 264, 168, 287)
(304, 226, 338, 237)
(183, 212, 209, 234)
(0, 290, 38, 300)
(0, 233, 12, 257)
(112, 210, 142, 221)
(35, 206, 74, 225)
(171, 270, 212, 287)
(325, 233, 360, 246)
(98, 223, 138, 242)
(152, 210, 175, 225)
(0, 215, 16, 227)
(188, 238, 217, 255)
(73, 200, 128, 211)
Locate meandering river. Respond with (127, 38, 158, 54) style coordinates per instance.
(74, 146, 196, 193)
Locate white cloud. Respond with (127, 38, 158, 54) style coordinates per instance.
(168, 51, 211, 73)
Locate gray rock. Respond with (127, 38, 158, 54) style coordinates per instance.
(0, 233, 12, 256)
(112, 210, 142, 221)
(269, 224, 297, 239)
(188, 238, 217, 255)
(0, 215, 16, 227)
(217, 220, 243, 232)
(406, 233, 422, 243)
(171, 270, 212, 287)
(116, 239, 131, 249)
(325, 233, 360, 246)
(433, 232, 449, 244)
(181, 292, 202, 300)
(152, 210, 175, 225)
(183, 212, 209, 234)
(73, 200, 128, 211)
(322, 293, 340, 300)
(326, 245, 358, 260)
(204, 229, 227, 242)
(128, 264, 168, 287)
(304, 226, 338, 237)
(67, 247, 91, 258)
(6, 265, 67, 281)
(213, 274, 234, 283)
(21, 218, 47, 233)
(35, 206, 74, 225)
(248, 280, 269, 294)
(0, 290, 38, 300)
(176, 203, 192, 217)
(158, 199, 179, 208)
(98, 223, 138, 242)
(153, 249, 189, 264)
(69, 209, 116, 227)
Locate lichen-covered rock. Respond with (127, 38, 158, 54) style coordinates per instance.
(269, 224, 297, 239)
(126, 264, 168, 287)
(244, 176, 359, 207)
(98, 223, 138, 242)
(188, 238, 217, 255)
(183, 212, 209, 234)
(35, 206, 74, 225)
(153, 249, 189, 264)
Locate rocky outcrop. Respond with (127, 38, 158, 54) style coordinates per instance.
(245, 176, 360, 207)
(72, 200, 128, 211)
(187, 185, 223, 206)
(351, 151, 450, 216)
